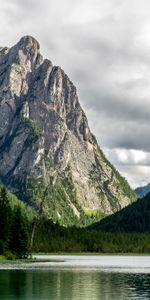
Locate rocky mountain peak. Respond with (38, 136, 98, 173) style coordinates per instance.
(9, 35, 42, 70)
(18, 35, 40, 51)
(0, 36, 136, 225)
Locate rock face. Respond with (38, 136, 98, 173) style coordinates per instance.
(0, 36, 136, 225)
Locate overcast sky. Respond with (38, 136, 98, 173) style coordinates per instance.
(0, 0, 150, 188)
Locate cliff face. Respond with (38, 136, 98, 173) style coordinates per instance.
(0, 36, 136, 225)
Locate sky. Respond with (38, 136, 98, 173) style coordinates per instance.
(0, 0, 150, 188)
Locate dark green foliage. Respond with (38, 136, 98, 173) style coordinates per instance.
(0, 187, 30, 258)
(0, 240, 5, 254)
(1, 186, 150, 255)
(32, 216, 150, 254)
(0, 187, 12, 247)
(9, 206, 29, 258)
(89, 192, 150, 233)
(79, 210, 106, 227)
(22, 116, 42, 138)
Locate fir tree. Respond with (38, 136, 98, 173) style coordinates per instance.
(0, 187, 12, 251)
(9, 206, 29, 258)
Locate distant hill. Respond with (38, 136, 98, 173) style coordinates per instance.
(89, 192, 150, 233)
(135, 183, 150, 198)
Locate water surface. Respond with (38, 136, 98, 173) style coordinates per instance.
(0, 255, 150, 299)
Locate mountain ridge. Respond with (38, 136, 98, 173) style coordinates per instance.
(89, 192, 150, 232)
(0, 35, 136, 225)
(135, 183, 150, 198)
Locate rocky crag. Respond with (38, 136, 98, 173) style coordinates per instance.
(0, 36, 136, 225)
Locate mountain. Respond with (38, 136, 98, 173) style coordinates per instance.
(0, 36, 136, 225)
(90, 192, 150, 232)
(135, 183, 150, 198)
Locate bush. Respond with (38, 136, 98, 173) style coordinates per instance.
(4, 251, 16, 260)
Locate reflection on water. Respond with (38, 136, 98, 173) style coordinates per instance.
(0, 269, 150, 300)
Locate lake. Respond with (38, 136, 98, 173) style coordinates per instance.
(0, 255, 150, 299)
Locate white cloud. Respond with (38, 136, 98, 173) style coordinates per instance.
(117, 165, 150, 189)
(105, 148, 150, 187)
(0, 0, 150, 187)
(105, 149, 150, 165)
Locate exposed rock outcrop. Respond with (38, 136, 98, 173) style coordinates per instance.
(0, 36, 136, 225)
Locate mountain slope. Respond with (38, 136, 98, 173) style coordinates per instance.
(0, 36, 136, 225)
(135, 183, 150, 198)
(90, 192, 150, 232)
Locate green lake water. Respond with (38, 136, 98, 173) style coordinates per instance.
(0, 255, 150, 299)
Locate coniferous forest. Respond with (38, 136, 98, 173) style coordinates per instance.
(0, 187, 29, 258)
(1, 186, 150, 258)
(90, 192, 150, 233)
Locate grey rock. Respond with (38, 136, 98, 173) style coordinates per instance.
(0, 36, 136, 223)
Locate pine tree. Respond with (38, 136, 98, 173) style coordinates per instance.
(9, 206, 29, 258)
(0, 187, 12, 250)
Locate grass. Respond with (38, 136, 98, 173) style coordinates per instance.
(0, 255, 64, 264)
(83, 209, 98, 216)
(0, 255, 6, 261)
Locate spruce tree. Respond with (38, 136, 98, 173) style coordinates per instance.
(0, 187, 12, 251)
(9, 206, 29, 258)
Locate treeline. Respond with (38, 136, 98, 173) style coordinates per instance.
(1, 187, 150, 257)
(90, 192, 150, 233)
(0, 187, 29, 258)
(33, 217, 150, 253)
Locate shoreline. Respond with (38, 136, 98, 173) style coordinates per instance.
(0, 252, 150, 264)
(1, 255, 150, 274)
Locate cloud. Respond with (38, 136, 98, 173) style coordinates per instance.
(105, 148, 150, 166)
(105, 148, 150, 188)
(0, 0, 150, 187)
(115, 165, 150, 188)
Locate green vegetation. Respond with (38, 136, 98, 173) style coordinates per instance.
(33, 216, 150, 254)
(0, 188, 12, 245)
(7, 190, 35, 221)
(0, 187, 12, 249)
(9, 206, 29, 258)
(98, 146, 137, 202)
(0, 187, 150, 256)
(89, 134, 137, 215)
(22, 116, 42, 138)
(26, 176, 80, 226)
(91, 133, 137, 203)
(0, 187, 29, 258)
(83, 208, 103, 217)
(90, 192, 150, 233)
(26, 173, 104, 227)
(81, 209, 106, 226)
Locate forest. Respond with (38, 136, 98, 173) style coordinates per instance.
(90, 192, 150, 232)
(1, 187, 150, 259)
